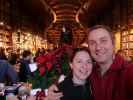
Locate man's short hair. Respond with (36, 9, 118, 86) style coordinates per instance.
(86, 25, 115, 44)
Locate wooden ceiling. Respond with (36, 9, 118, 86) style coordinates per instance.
(78, 0, 114, 27)
(44, 0, 87, 46)
(21, 0, 113, 46)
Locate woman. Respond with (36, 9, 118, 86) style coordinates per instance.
(47, 48, 93, 100)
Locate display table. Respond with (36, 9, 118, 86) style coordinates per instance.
(0, 83, 46, 100)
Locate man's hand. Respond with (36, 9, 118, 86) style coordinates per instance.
(47, 84, 63, 100)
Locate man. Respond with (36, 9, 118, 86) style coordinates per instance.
(87, 25, 133, 100)
(46, 25, 133, 100)
(0, 60, 18, 84)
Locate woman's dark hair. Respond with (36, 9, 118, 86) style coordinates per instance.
(70, 47, 92, 63)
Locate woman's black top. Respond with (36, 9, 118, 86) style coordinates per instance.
(57, 76, 93, 100)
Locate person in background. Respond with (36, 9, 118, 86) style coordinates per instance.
(46, 25, 133, 100)
(0, 47, 7, 60)
(9, 53, 21, 73)
(0, 59, 18, 85)
(0, 49, 18, 85)
(46, 48, 93, 100)
(19, 50, 32, 82)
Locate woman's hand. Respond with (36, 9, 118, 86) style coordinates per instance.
(47, 84, 63, 100)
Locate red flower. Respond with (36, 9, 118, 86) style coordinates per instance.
(46, 62, 52, 71)
(36, 55, 46, 64)
(39, 66, 46, 76)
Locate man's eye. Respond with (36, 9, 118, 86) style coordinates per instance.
(101, 39, 107, 43)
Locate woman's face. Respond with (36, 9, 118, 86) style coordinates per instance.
(70, 51, 93, 81)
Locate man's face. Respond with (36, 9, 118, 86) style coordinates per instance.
(88, 28, 114, 64)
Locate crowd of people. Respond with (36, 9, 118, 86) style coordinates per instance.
(0, 47, 48, 85)
(0, 25, 133, 100)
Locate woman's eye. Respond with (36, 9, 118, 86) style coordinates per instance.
(89, 41, 96, 46)
(77, 61, 81, 63)
(87, 61, 92, 63)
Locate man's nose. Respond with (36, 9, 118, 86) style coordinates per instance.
(95, 43, 102, 50)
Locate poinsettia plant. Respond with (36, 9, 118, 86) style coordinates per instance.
(28, 44, 73, 89)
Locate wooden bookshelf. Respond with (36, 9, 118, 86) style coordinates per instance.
(0, 30, 12, 53)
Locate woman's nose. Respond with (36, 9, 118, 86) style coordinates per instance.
(82, 63, 88, 68)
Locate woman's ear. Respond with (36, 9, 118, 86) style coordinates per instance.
(69, 63, 73, 70)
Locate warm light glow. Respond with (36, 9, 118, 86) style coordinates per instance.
(81, 42, 88, 47)
(0, 42, 3, 47)
(129, 35, 133, 41)
(52, 11, 57, 23)
(115, 31, 121, 52)
(130, 29, 133, 34)
(43, 39, 48, 49)
(75, 13, 79, 23)
(122, 31, 128, 36)
(49, 44, 53, 50)
(0, 21, 4, 26)
(17, 29, 21, 32)
(129, 42, 133, 48)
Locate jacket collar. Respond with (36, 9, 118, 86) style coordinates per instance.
(94, 54, 128, 73)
